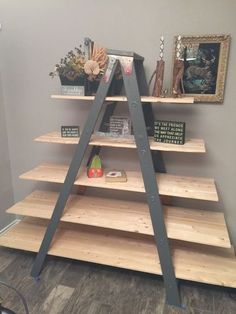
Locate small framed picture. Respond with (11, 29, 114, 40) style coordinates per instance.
(109, 116, 131, 136)
(172, 34, 230, 103)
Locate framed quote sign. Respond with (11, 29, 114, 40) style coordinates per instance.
(154, 120, 185, 145)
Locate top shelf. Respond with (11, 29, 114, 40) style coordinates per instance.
(51, 95, 194, 104)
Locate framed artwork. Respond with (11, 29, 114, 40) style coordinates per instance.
(172, 34, 230, 103)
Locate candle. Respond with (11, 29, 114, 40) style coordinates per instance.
(176, 35, 182, 59)
(160, 35, 164, 60)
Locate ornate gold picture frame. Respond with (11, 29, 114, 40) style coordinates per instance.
(172, 34, 230, 103)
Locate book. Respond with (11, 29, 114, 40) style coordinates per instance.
(105, 170, 127, 182)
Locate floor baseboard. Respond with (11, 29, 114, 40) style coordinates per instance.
(0, 219, 21, 235)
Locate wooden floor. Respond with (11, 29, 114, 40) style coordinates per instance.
(0, 247, 235, 314)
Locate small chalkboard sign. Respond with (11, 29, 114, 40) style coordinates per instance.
(61, 126, 80, 138)
(154, 120, 185, 145)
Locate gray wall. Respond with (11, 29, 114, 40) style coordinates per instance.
(0, 74, 14, 230)
(0, 0, 235, 246)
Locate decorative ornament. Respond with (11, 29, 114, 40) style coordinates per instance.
(87, 155, 103, 178)
(84, 60, 100, 80)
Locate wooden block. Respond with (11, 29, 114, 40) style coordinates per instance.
(105, 170, 127, 182)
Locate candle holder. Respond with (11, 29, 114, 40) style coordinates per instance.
(149, 36, 165, 97)
(172, 35, 185, 97)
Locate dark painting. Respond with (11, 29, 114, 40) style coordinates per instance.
(182, 43, 220, 95)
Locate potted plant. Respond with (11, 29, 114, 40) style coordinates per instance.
(49, 46, 86, 95)
(49, 40, 123, 96)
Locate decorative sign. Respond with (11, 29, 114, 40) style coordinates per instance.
(61, 85, 85, 96)
(154, 120, 185, 145)
(61, 126, 80, 138)
(109, 116, 131, 136)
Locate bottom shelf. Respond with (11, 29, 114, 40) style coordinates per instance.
(0, 218, 235, 288)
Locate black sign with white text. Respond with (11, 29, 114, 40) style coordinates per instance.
(61, 126, 80, 138)
(154, 120, 185, 145)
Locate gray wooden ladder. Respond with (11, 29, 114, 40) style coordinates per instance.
(31, 50, 181, 307)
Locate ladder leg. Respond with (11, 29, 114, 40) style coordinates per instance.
(87, 64, 123, 166)
(135, 60, 167, 173)
(31, 58, 118, 277)
(87, 101, 117, 167)
(120, 57, 181, 307)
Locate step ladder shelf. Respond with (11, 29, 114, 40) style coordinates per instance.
(51, 95, 195, 104)
(35, 132, 206, 153)
(7, 190, 230, 248)
(0, 218, 235, 288)
(19, 163, 219, 201)
(2, 49, 233, 306)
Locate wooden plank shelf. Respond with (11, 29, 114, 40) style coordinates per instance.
(7, 190, 230, 248)
(0, 218, 235, 288)
(35, 132, 206, 153)
(19, 163, 218, 201)
(51, 95, 194, 104)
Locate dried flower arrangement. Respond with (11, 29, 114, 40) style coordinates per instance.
(49, 46, 86, 82)
(49, 39, 123, 96)
(49, 43, 108, 84)
(84, 45, 108, 81)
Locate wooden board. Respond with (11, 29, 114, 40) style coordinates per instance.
(51, 95, 194, 104)
(0, 218, 235, 288)
(7, 190, 230, 248)
(19, 163, 218, 201)
(35, 132, 206, 153)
